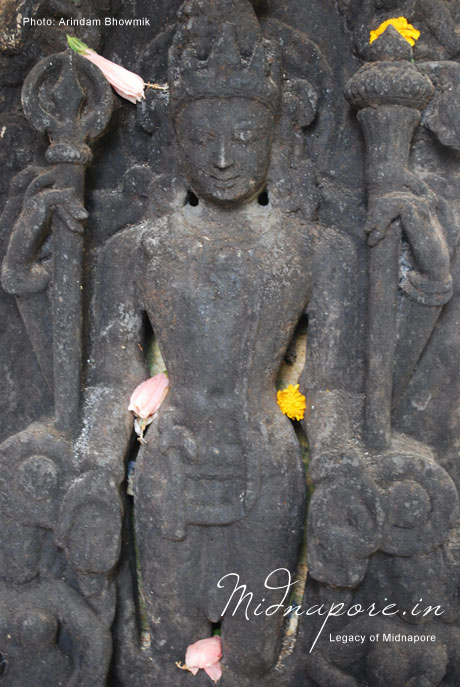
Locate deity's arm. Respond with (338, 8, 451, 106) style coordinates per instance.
(300, 225, 363, 471)
(76, 225, 149, 477)
(299, 227, 385, 588)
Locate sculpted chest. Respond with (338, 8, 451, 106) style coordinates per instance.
(138, 210, 313, 330)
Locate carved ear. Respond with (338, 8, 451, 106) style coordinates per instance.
(283, 77, 318, 128)
(137, 89, 170, 134)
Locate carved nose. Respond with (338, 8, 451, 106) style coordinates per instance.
(215, 139, 233, 169)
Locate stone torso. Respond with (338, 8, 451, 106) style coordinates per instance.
(134, 199, 313, 532)
(138, 200, 313, 402)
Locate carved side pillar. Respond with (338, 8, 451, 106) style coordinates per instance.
(345, 27, 434, 450)
(0, 50, 116, 687)
(2, 50, 113, 437)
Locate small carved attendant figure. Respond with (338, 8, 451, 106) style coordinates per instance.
(0, 514, 111, 687)
(0, 427, 112, 687)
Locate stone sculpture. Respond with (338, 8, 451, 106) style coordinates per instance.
(1, 1, 460, 686)
(82, 1, 358, 681)
(0, 425, 112, 686)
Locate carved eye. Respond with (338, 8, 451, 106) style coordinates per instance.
(233, 129, 264, 143)
(234, 130, 254, 143)
(190, 131, 216, 145)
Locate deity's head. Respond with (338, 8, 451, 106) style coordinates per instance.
(56, 471, 122, 575)
(168, 0, 282, 206)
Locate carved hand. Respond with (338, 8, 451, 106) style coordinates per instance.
(24, 167, 88, 234)
(2, 168, 88, 296)
(365, 187, 451, 291)
(366, 191, 414, 246)
(365, 168, 432, 247)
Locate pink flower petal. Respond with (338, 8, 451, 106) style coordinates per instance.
(185, 636, 223, 670)
(128, 373, 169, 419)
(111, 85, 138, 104)
(204, 663, 222, 683)
(81, 49, 145, 103)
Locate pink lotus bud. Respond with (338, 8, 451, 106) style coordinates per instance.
(67, 35, 146, 104)
(177, 636, 223, 683)
(128, 373, 169, 419)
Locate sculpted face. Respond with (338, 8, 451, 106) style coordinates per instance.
(175, 97, 275, 206)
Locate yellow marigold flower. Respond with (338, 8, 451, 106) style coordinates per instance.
(277, 384, 306, 421)
(369, 17, 420, 46)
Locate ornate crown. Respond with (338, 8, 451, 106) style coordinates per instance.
(168, 0, 282, 112)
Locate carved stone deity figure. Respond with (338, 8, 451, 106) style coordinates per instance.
(72, 0, 360, 681)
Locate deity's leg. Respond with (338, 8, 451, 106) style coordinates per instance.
(134, 523, 212, 661)
(135, 417, 305, 680)
(214, 469, 305, 678)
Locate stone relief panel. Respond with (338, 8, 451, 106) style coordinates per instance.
(0, 1, 460, 686)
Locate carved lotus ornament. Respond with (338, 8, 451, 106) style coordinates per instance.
(345, 27, 434, 110)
